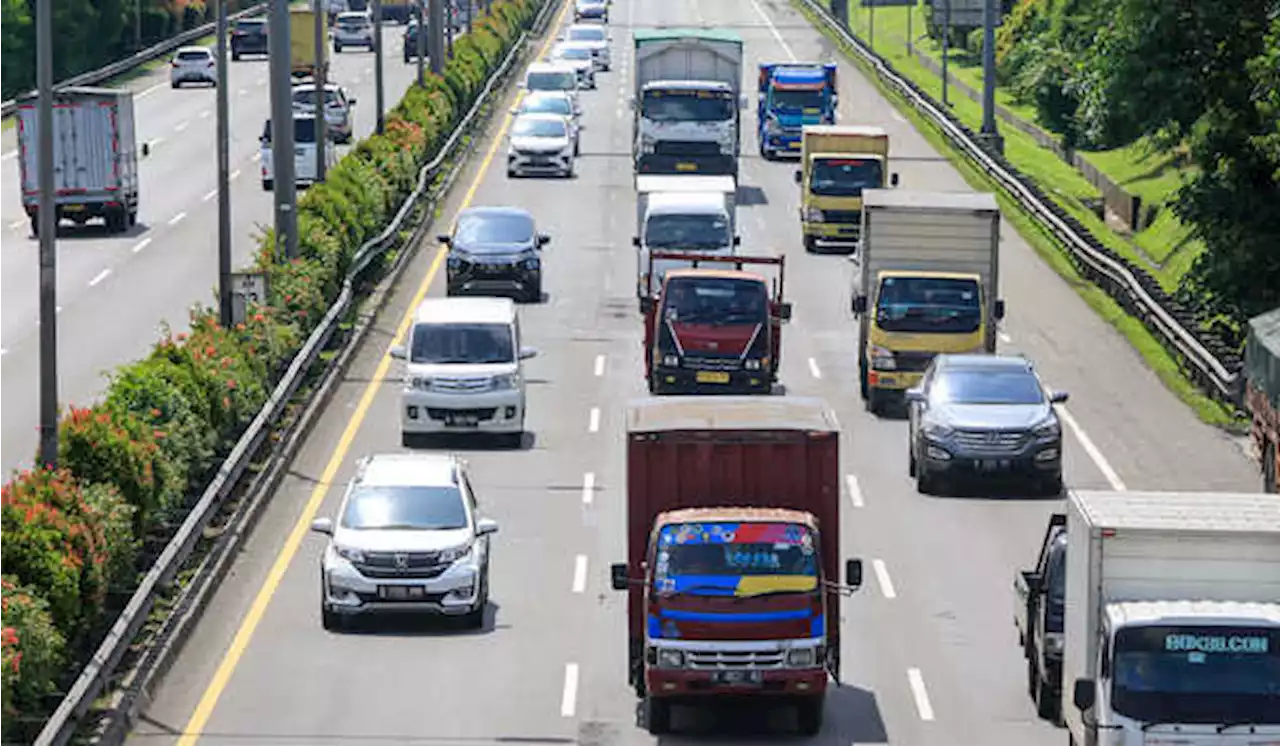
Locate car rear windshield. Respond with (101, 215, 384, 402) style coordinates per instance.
(410, 322, 515, 364)
(526, 70, 576, 90)
(261, 118, 318, 144)
(177, 50, 210, 61)
(338, 15, 368, 27)
(932, 369, 1045, 406)
(556, 47, 593, 60)
(455, 212, 535, 245)
(512, 117, 566, 138)
(340, 485, 467, 530)
(235, 20, 266, 32)
(291, 88, 342, 107)
(521, 95, 571, 116)
(567, 26, 605, 41)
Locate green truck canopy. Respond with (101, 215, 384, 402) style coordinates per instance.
(1246, 306, 1280, 406)
(632, 28, 744, 45)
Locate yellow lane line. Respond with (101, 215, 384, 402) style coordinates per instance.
(173, 5, 572, 741)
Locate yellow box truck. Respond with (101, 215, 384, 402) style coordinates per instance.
(290, 8, 327, 77)
(794, 125, 898, 253)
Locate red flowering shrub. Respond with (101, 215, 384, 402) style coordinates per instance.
(58, 405, 173, 532)
(1, 576, 65, 737)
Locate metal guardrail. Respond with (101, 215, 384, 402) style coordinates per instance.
(1, 2, 269, 118)
(31, 0, 555, 740)
(796, 0, 1242, 404)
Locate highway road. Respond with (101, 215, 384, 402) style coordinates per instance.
(123, 0, 1258, 743)
(0, 21, 437, 474)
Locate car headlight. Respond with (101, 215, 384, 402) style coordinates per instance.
(448, 254, 466, 269)
(662, 354, 679, 367)
(744, 359, 762, 370)
(491, 373, 519, 390)
(437, 541, 474, 564)
(804, 206, 823, 222)
(410, 376, 436, 391)
(521, 254, 541, 269)
(923, 420, 953, 439)
(335, 544, 365, 563)
(869, 344, 896, 371)
(786, 647, 817, 667)
(1032, 418, 1061, 438)
(656, 649, 685, 668)
(1044, 632, 1064, 655)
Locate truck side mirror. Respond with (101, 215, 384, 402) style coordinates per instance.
(142, 142, 151, 157)
(890, 172, 900, 187)
(632, 236, 640, 248)
(537, 234, 551, 247)
(852, 295, 868, 314)
(793, 170, 802, 185)
(639, 296, 654, 314)
(733, 236, 741, 246)
(610, 563, 629, 591)
(389, 345, 407, 360)
(994, 299, 1006, 320)
(1072, 678, 1096, 712)
(777, 302, 792, 322)
(845, 559, 862, 588)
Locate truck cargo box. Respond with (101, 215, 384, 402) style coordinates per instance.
(632, 28, 744, 96)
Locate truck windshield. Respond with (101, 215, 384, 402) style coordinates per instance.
(641, 89, 734, 123)
(1111, 625, 1280, 725)
(652, 522, 818, 596)
(662, 277, 767, 325)
(875, 276, 982, 334)
(645, 213, 731, 250)
(809, 157, 883, 197)
(770, 88, 824, 111)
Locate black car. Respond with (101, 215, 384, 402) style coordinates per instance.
(440, 207, 549, 303)
(230, 18, 269, 60)
(403, 20, 426, 62)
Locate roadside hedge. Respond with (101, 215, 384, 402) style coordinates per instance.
(0, 0, 543, 736)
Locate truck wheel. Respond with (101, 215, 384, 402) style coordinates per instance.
(796, 697, 824, 735)
(29, 216, 40, 237)
(803, 235, 817, 252)
(644, 697, 671, 734)
(859, 363, 869, 399)
(908, 442, 917, 477)
(335, 42, 343, 52)
(865, 387, 882, 415)
(1034, 670, 1059, 722)
(128, 209, 138, 227)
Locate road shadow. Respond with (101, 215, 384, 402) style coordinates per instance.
(736, 184, 769, 206)
(404, 430, 537, 452)
(332, 600, 506, 637)
(27, 221, 151, 240)
(927, 477, 1064, 501)
(646, 684, 889, 743)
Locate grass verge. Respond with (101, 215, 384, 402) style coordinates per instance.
(795, 0, 1242, 430)
(849, 1, 1202, 291)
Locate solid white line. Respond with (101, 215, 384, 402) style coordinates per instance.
(560, 663, 579, 717)
(588, 407, 600, 433)
(572, 555, 588, 593)
(202, 188, 218, 202)
(238, 88, 248, 96)
(890, 110, 908, 123)
(56, 305, 63, 315)
(807, 357, 822, 379)
(845, 474, 864, 508)
(132, 237, 152, 253)
(581, 471, 595, 505)
(872, 559, 896, 599)
(88, 269, 111, 288)
(997, 331, 1012, 344)
(593, 354, 605, 376)
(1057, 405, 1127, 491)
(748, 0, 797, 61)
(175, 121, 189, 132)
(168, 211, 187, 226)
(230, 168, 242, 180)
(907, 668, 936, 720)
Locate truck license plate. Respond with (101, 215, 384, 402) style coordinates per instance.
(675, 162, 697, 172)
(695, 371, 730, 384)
(62, 204, 85, 212)
(377, 585, 426, 600)
(712, 670, 762, 686)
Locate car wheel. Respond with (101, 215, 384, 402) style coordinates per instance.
(506, 167, 517, 178)
(1033, 665, 1059, 722)
(170, 81, 180, 89)
(335, 42, 343, 52)
(503, 430, 524, 449)
(401, 431, 418, 448)
(321, 605, 346, 631)
(908, 440, 917, 477)
(262, 179, 274, 191)
(1038, 473, 1063, 497)
(525, 280, 542, 304)
(460, 570, 488, 629)
(232, 51, 241, 61)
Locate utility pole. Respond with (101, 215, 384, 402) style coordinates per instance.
(941, 0, 951, 107)
(269, 0, 298, 258)
(314, 4, 327, 182)
(373, 0, 386, 134)
(36, 0, 58, 468)
(428, 0, 445, 75)
(136, 0, 143, 50)
(217, 0, 233, 326)
(978, 0, 1003, 153)
(445, 0, 454, 58)
(415, 0, 426, 86)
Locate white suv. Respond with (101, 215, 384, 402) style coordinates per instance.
(170, 46, 216, 87)
(391, 297, 537, 448)
(259, 115, 338, 191)
(290, 82, 356, 143)
(309, 453, 498, 630)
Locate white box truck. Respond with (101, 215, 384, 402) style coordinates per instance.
(632, 174, 739, 306)
(1061, 490, 1280, 745)
(16, 86, 141, 236)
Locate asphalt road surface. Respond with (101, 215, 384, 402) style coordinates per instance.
(0, 21, 444, 474)
(124, 0, 1258, 743)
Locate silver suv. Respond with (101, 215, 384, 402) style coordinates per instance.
(310, 453, 498, 630)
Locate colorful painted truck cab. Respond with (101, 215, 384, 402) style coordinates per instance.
(610, 396, 864, 735)
(756, 62, 837, 159)
(1245, 306, 1280, 492)
(639, 252, 790, 395)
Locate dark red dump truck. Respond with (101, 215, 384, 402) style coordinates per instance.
(609, 395, 864, 735)
(640, 251, 791, 395)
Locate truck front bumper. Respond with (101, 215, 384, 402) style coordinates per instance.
(867, 368, 924, 393)
(651, 364, 772, 394)
(637, 153, 737, 177)
(801, 219, 861, 241)
(646, 667, 828, 700)
(760, 131, 802, 155)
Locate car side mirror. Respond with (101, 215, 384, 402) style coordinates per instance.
(777, 302, 792, 322)
(475, 517, 499, 536)
(852, 295, 868, 314)
(793, 170, 802, 184)
(890, 172, 900, 187)
(1049, 391, 1069, 404)
(537, 234, 551, 247)
(610, 563, 629, 591)
(1073, 678, 1096, 712)
(389, 345, 407, 360)
(348, 96, 357, 105)
(437, 234, 452, 246)
(733, 236, 741, 246)
(631, 236, 641, 248)
(994, 299, 1006, 320)
(639, 296, 654, 314)
(142, 142, 151, 157)
(904, 387, 925, 404)
(845, 559, 862, 589)
(519, 346, 538, 360)
(310, 517, 334, 535)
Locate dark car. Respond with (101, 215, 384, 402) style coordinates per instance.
(440, 207, 549, 303)
(403, 19, 427, 63)
(230, 18, 269, 60)
(905, 354, 1067, 496)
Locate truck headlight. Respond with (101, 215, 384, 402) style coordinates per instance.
(640, 136, 657, 154)
(869, 344, 896, 370)
(662, 354, 679, 367)
(1044, 632, 1064, 656)
(656, 649, 685, 668)
(744, 359, 762, 370)
(764, 118, 782, 134)
(804, 207, 823, 222)
(786, 647, 817, 667)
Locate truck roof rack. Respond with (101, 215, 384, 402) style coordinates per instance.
(646, 251, 787, 302)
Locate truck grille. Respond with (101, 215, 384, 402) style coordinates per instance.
(687, 649, 785, 670)
(893, 351, 935, 372)
(684, 356, 743, 372)
(821, 209, 861, 224)
(355, 551, 451, 579)
(952, 429, 1028, 453)
(655, 141, 721, 157)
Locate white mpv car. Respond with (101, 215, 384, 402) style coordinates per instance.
(391, 297, 537, 447)
(259, 114, 338, 191)
(310, 452, 498, 630)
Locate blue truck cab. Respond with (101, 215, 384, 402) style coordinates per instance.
(756, 63, 837, 159)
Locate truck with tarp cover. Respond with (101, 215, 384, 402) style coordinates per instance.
(1245, 306, 1280, 493)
